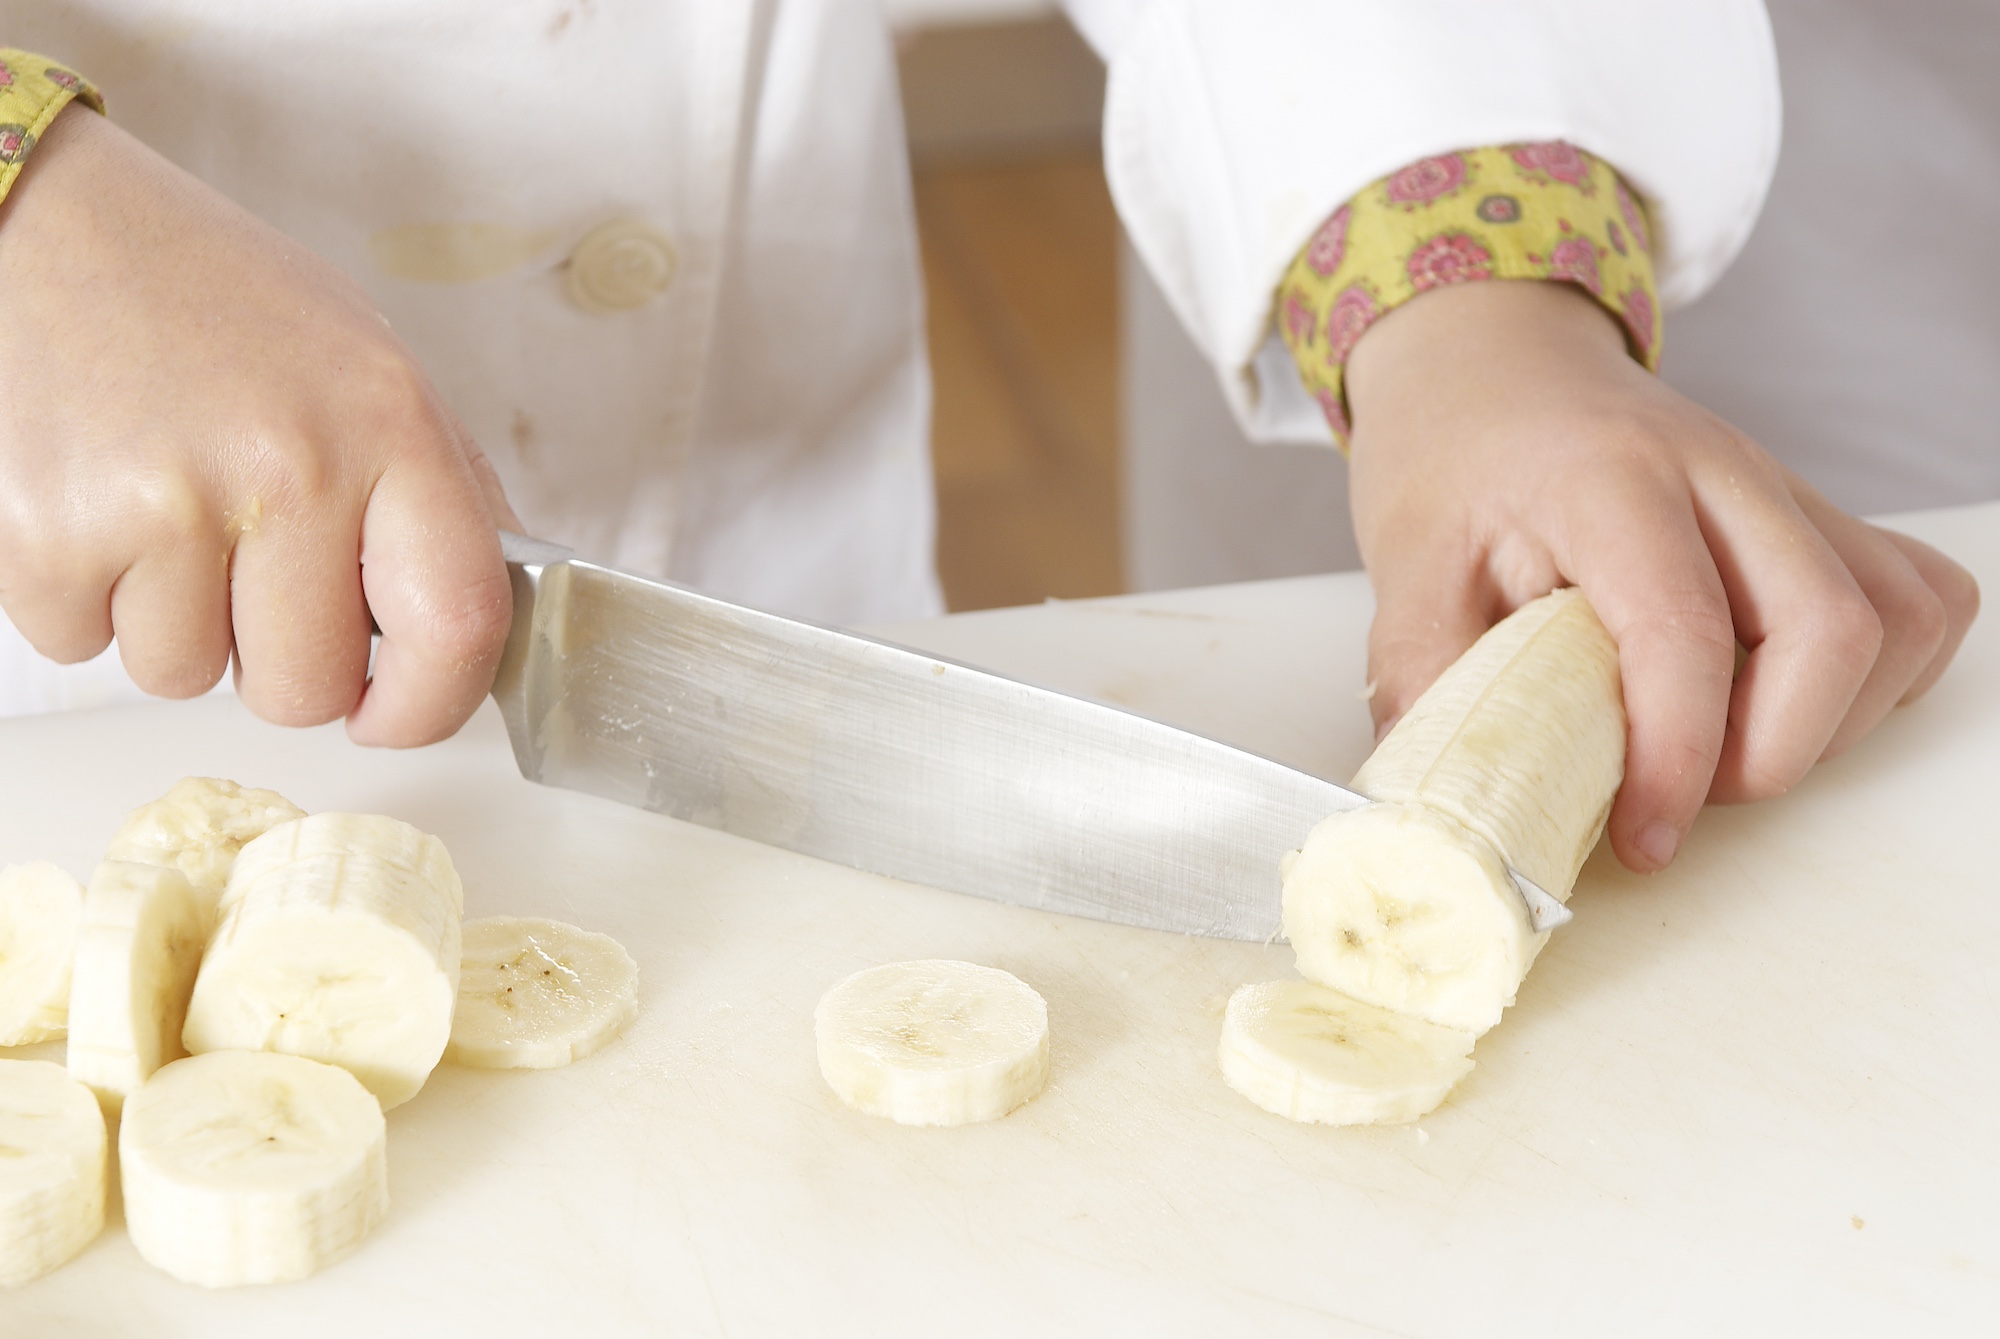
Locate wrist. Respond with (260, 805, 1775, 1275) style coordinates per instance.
(1344, 278, 1632, 426)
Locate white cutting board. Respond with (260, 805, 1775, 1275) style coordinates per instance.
(4, 505, 1997, 1337)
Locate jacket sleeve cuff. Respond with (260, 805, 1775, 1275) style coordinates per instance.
(0, 50, 105, 207)
(1278, 143, 1662, 451)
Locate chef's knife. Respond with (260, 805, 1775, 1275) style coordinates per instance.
(489, 532, 1570, 939)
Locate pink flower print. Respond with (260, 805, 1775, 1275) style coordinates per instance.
(1620, 285, 1657, 361)
(1406, 233, 1492, 292)
(1616, 179, 1650, 252)
(1324, 284, 1381, 365)
(1304, 205, 1350, 277)
(0, 125, 33, 164)
(1385, 154, 1467, 207)
(0, 60, 14, 87)
(1281, 289, 1316, 347)
(44, 67, 83, 92)
(1313, 387, 1351, 440)
(1548, 236, 1603, 295)
(1475, 194, 1521, 224)
(1606, 219, 1628, 256)
(1511, 140, 1592, 189)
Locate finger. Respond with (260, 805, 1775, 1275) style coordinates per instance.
(1779, 487, 1946, 759)
(345, 452, 512, 748)
(0, 546, 117, 665)
(110, 539, 233, 698)
(229, 505, 373, 728)
(1362, 537, 1501, 740)
(1690, 469, 1881, 804)
(1874, 527, 1979, 704)
(1567, 489, 1735, 873)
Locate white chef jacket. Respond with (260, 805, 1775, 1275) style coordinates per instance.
(0, 0, 1778, 716)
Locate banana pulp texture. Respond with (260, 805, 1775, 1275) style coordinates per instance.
(120, 1050, 388, 1288)
(816, 960, 1050, 1127)
(104, 777, 305, 916)
(0, 862, 84, 1045)
(183, 814, 463, 1110)
(1283, 588, 1625, 1035)
(1219, 979, 1476, 1126)
(67, 861, 209, 1113)
(448, 916, 639, 1069)
(0, 1059, 106, 1288)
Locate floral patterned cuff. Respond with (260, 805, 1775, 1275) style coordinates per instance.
(1278, 141, 1661, 449)
(0, 50, 104, 208)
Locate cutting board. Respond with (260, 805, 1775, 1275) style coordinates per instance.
(4, 505, 1997, 1337)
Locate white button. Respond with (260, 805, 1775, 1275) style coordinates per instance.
(565, 219, 677, 313)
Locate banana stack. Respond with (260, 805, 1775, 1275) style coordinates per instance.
(1221, 587, 1627, 1125)
(0, 777, 639, 1289)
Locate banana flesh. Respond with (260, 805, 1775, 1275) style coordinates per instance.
(0, 862, 84, 1045)
(816, 960, 1049, 1126)
(1282, 802, 1536, 1034)
(1351, 587, 1625, 896)
(104, 777, 305, 916)
(66, 861, 209, 1113)
(183, 814, 463, 1110)
(0, 1059, 106, 1288)
(448, 916, 638, 1070)
(1219, 979, 1476, 1126)
(120, 1050, 388, 1288)
(1283, 588, 1625, 1035)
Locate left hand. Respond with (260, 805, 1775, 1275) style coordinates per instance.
(1341, 278, 1979, 873)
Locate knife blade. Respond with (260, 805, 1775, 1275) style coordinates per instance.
(489, 532, 1570, 939)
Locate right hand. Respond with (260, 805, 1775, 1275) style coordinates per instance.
(0, 103, 518, 745)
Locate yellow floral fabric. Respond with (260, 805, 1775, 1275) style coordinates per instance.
(0, 50, 104, 206)
(1278, 142, 1661, 448)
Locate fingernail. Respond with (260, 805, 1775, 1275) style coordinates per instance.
(1635, 821, 1680, 870)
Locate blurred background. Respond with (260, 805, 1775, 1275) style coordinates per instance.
(894, 0, 2000, 612)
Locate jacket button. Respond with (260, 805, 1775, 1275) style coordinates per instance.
(565, 219, 677, 312)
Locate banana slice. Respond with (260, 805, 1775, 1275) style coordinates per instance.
(815, 960, 1049, 1126)
(66, 861, 209, 1113)
(0, 862, 85, 1045)
(104, 777, 305, 914)
(0, 1059, 106, 1287)
(448, 916, 638, 1070)
(1282, 803, 1537, 1034)
(1284, 588, 1625, 1033)
(120, 1050, 388, 1288)
(1219, 978, 1476, 1126)
(182, 814, 462, 1110)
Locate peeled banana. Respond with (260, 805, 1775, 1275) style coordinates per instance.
(0, 1059, 106, 1288)
(448, 916, 638, 1070)
(66, 861, 209, 1112)
(0, 862, 84, 1045)
(1219, 978, 1476, 1125)
(104, 777, 305, 915)
(1283, 588, 1625, 1034)
(182, 813, 463, 1110)
(120, 1050, 388, 1288)
(816, 960, 1050, 1126)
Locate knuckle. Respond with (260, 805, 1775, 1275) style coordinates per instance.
(1892, 583, 1950, 662)
(1623, 591, 1738, 665)
(1814, 591, 1884, 672)
(421, 565, 514, 667)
